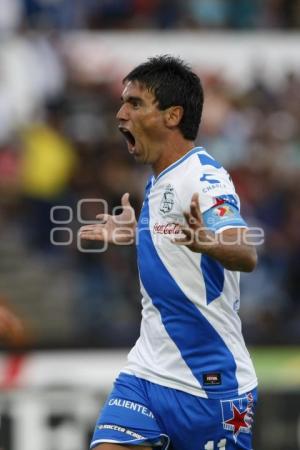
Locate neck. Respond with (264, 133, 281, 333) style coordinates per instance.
(152, 136, 195, 177)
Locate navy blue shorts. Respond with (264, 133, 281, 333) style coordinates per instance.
(90, 373, 257, 450)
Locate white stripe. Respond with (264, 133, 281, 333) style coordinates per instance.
(150, 214, 257, 393)
(125, 280, 208, 398)
(91, 433, 171, 448)
(157, 246, 256, 392)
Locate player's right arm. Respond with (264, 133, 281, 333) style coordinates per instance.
(79, 193, 137, 245)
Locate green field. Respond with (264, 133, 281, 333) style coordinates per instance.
(251, 347, 300, 389)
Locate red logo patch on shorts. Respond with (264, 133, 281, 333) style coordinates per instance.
(221, 393, 254, 442)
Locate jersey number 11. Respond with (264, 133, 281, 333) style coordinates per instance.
(204, 438, 227, 450)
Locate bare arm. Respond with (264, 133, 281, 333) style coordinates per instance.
(173, 193, 257, 272)
(79, 193, 137, 245)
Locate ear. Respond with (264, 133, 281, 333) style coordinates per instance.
(164, 106, 184, 129)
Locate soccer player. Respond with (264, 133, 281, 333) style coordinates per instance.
(79, 55, 258, 450)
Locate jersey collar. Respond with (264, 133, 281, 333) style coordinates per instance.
(154, 146, 203, 184)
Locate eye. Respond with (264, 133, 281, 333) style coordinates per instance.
(131, 100, 140, 109)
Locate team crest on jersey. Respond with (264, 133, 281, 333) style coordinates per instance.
(159, 184, 175, 214)
(221, 393, 254, 442)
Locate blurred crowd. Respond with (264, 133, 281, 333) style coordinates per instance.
(0, 0, 300, 31)
(0, 7, 300, 349)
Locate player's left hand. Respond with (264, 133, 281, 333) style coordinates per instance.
(172, 193, 215, 252)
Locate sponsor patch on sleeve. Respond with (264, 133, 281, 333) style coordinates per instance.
(203, 202, 247, 232)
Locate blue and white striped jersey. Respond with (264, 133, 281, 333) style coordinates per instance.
(123, 147, 257, 399)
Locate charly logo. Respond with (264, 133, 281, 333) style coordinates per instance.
(159, 184, 175, 214)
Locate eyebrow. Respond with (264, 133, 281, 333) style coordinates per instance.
(120, 95, 143, 105)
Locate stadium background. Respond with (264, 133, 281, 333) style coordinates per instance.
(0, 1, 300, 449)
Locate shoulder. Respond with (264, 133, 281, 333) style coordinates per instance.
(173, 148, 239, 213)
(186, 149, 236, 191)
(172, 147, 228, 182)
(175, 148, 230, 191)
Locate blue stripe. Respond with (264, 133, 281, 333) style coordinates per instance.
(137, 185, 238, 396)
(155, 147, 203, 183)
(201, 255, 224, 304)
(198, 153, 222, 168)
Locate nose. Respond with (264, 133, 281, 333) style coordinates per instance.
(116, 103, 129, 122)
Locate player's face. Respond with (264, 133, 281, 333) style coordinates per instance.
(116, 81, 166, 165)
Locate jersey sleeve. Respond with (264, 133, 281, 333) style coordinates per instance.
(180, 152, 248, 233)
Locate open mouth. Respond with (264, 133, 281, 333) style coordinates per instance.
(118, 126, 136, 149)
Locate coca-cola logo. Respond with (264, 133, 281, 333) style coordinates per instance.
(153, 223, 180, 235)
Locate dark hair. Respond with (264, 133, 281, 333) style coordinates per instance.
(123, 55, 203, 140)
